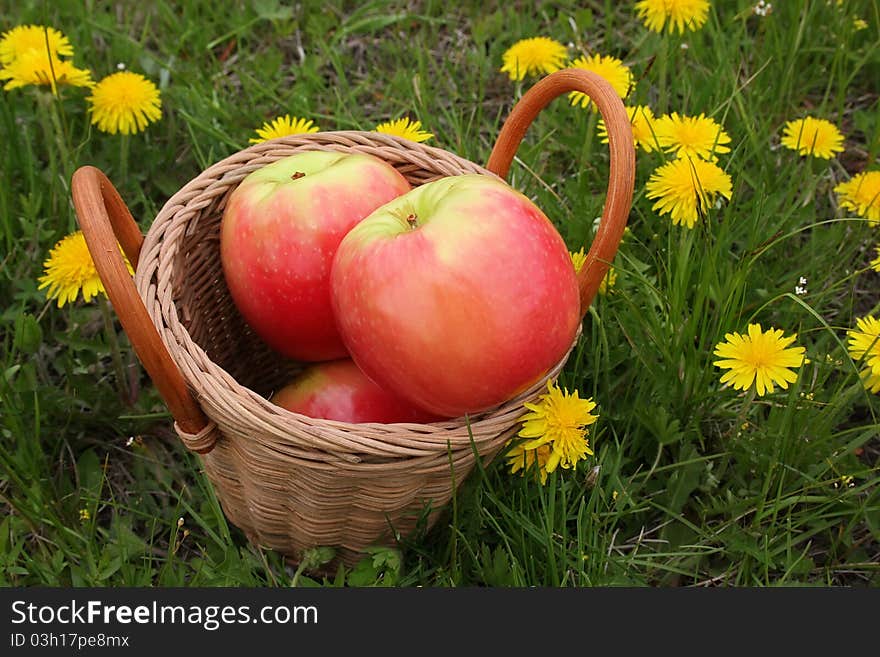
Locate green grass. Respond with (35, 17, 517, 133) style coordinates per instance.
(1, 0, 879, 587)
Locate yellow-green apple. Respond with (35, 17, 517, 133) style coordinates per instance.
(220, 151, 411, 361)
(271, 359, 439, 423)
(330, 174, 580, 417)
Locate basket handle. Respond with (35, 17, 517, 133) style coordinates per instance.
(71, 166, 215, 453)
(487, 68, 635, 317)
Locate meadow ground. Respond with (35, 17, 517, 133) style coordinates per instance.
(1, 0, 879, 586)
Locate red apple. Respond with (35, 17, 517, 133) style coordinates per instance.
(220, 151, 411, 361)
(330, 174, 580, 418)
(271, 359, 439, 423)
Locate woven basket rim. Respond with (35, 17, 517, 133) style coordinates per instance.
(134, 131, 577, 458)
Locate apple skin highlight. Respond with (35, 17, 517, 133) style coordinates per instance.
(220, 151, 411, 361)
(331, 174, 581, 418)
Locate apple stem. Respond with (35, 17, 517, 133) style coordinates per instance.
(291, 171, 306, 180)
(406, 213, 417, 228)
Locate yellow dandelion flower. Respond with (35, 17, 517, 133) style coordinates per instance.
(635, 0, 711, 34)
(870, 245, 880, 272)
(645, 156, 733, 228)
(0, 24, 73, 66)
(570, 247, 588, 273)
(835, 170, 880, 225)
(713, 323, 806, 396)
(249, 114, 319, 144)
(568, 54, 632, 111)
(599, 104, 659, 153)
(853, 18, 868, 31)
(780, 116, 845, 159)
(653, 112, 732, 161)
(518, 380, 598, 474)
(847, 316, 880, 377)
(848, 316, 880, 394)
(0, 48, 92, 94)
(374, 117, 433, 143)
(78, 508, 90, 522)
(570, 248, 616, 295)
(500, 36, 568, 82)
(505, 441, 551, 484)
(598, 267, 617, 295)
(861, 370, 880, 394)
(86, 71, 161, 135)
(37, 231, 133, 308)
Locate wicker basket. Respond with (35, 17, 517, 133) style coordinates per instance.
(71, 69, 634, 568)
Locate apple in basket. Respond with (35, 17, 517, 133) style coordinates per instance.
(330, 173, 581, 418)
(271, 359, 439, 423)
(220, 151, 411, 361)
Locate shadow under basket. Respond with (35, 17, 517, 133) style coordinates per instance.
(72, 69, 635, 569)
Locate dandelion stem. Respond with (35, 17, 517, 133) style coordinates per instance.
(290, 560, 308, 587)
(119, 134, 130, 183)
(657, 36, 669, 113)
(46, 94, 74, 182)
(51, 88, 74, 170)
(733, 386, 756, 438)
(35, 93, 60, 218)
(36, 91, 78, 231)
(578, 111, 598, 170)
(98, 295, 131, 406)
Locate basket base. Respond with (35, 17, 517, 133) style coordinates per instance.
(199, 433, 507, 572)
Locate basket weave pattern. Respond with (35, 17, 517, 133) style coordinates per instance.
(136, 133, 573, 564)
(72, 69, 635, 568)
